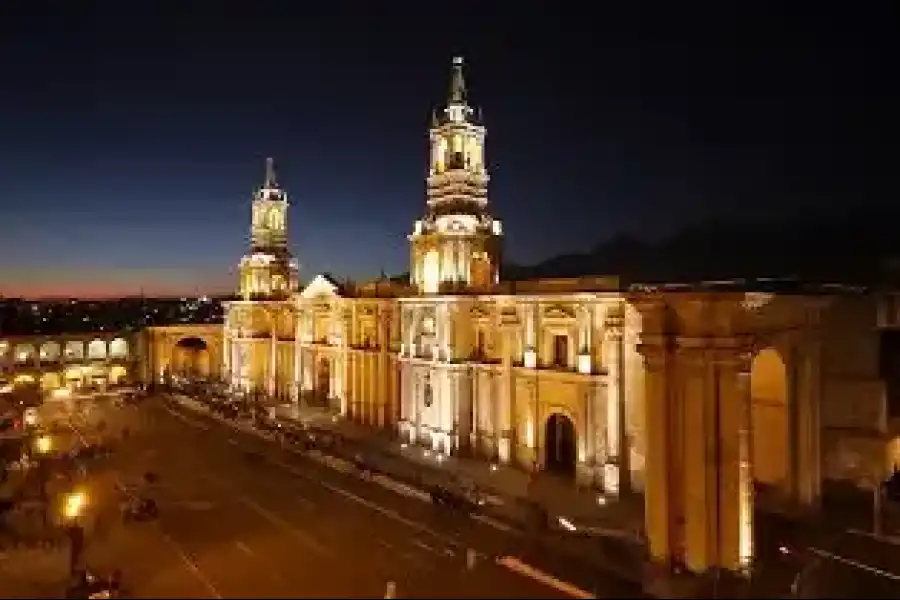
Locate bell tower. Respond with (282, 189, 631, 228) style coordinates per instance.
(409, 57, 502, 294)
(238, 157, 299, 300)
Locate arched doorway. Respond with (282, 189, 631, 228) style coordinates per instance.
(313, 358, 331, 407)
(750, 347, 789, 497)
(545, 414, 577, 477)
(172, 337, 210, 383)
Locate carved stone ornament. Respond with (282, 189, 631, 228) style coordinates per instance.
(470, 304, 491, 320)
(741, 292, 774, 311)
(544, 304, 576, 320)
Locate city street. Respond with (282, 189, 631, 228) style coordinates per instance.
(46, 394, 645, 598)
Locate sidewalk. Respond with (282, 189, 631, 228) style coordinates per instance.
(274, 403, 645, 541)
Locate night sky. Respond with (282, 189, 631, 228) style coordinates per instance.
(0, 3, 891, 298)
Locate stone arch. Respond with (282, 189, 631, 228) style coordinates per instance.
(109, 365, 128, 385)
(422, 249, 440, 294)
(750, 346, 790, 495)
(171, 337, 210, 381)
(109, 337, 128, 358)
(544, 411, 578, 477)
(64, 366, 85, 388)
(40, 372, 61, 391)
(64, 341, 84, 360)
(87, 339, 107, 360)
(14, 344, 34, 363)
(39, 341, 60, 362)
(13, 373, 35, 387)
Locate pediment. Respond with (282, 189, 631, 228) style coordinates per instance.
(470, 304, 491, 320)
(543, 304, 576, 320)
(301, 274, 342, 300)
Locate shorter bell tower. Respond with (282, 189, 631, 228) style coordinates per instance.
(409, 57, 502, 294)
(238, 158, 298, 300)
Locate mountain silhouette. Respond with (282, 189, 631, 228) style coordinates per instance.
(503, 208, 898, 286)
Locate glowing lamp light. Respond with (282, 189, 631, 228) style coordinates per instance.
(34, 435, 52, 454)
(63, 491, 86, 520)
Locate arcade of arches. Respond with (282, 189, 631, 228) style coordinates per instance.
(159, 289, 882, 579)
(143, 325, 224, 385)
(170, 337, 211, 380)
(750, 347, 789, 498)
(632, 292, 840, 577)
(0, 336, 134, 393)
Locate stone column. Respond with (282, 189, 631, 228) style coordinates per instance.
(498, 328, 514, 463)
(223, 323, 231, 383)
(640, 337, 674, 567)
(713, 346, 755, 574)
(378, 310, 390, 428)
(267, 331, 277, 398)
(603, 316, 625, 494)
(577, 305, 593, 373)
(796, 338, 823, 507)
(470, 369, 480, 451)
(292, 315, 301, 404)
(523, 304, 537, 367)
(675, 342, 717, 574)
(400, 363, 413, 441)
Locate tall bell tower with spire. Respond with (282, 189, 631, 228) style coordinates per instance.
(238, 157, 298, 300)
(409, 57, 502, 294)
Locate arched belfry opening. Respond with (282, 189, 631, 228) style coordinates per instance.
(544, 413, 577, 477)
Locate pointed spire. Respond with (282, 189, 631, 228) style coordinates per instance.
(264, 157, 277, 188)
(448, 56, 467, 105)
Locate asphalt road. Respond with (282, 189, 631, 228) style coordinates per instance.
(74, 396, 645, 599)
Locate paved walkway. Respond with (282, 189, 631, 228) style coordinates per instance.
(274, 404, 645, 541)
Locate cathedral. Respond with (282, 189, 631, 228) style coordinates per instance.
(223, 57, 646, 494)
(152, 57, 894, 575)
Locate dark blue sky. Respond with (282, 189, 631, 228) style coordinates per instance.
(0, 3, 891, 297)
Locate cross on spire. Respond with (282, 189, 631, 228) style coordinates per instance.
(264, 157, 277, 188)
(448, 56, 467, 105)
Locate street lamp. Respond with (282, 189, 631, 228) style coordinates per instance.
(34, 434, 53, 456)
(63, 491, 86, 520)
(62, 490, 88, 576)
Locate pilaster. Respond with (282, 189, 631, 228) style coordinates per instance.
(675, 341, 718, 574)
(603, 314, 626, 495)
(498, 326, 515, 463)
(711, 347, 754, 574)
(795, 336, 823, 506)
(639, 335, 674, 567)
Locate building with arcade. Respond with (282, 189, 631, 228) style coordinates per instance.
(140, 58, 897, 577)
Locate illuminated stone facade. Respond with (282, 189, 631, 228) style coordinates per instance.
(206, 58, 896, 576)
(0, 332, 137, 393)
(631, 291, 888, 574)
(140, 325, 224, 385)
